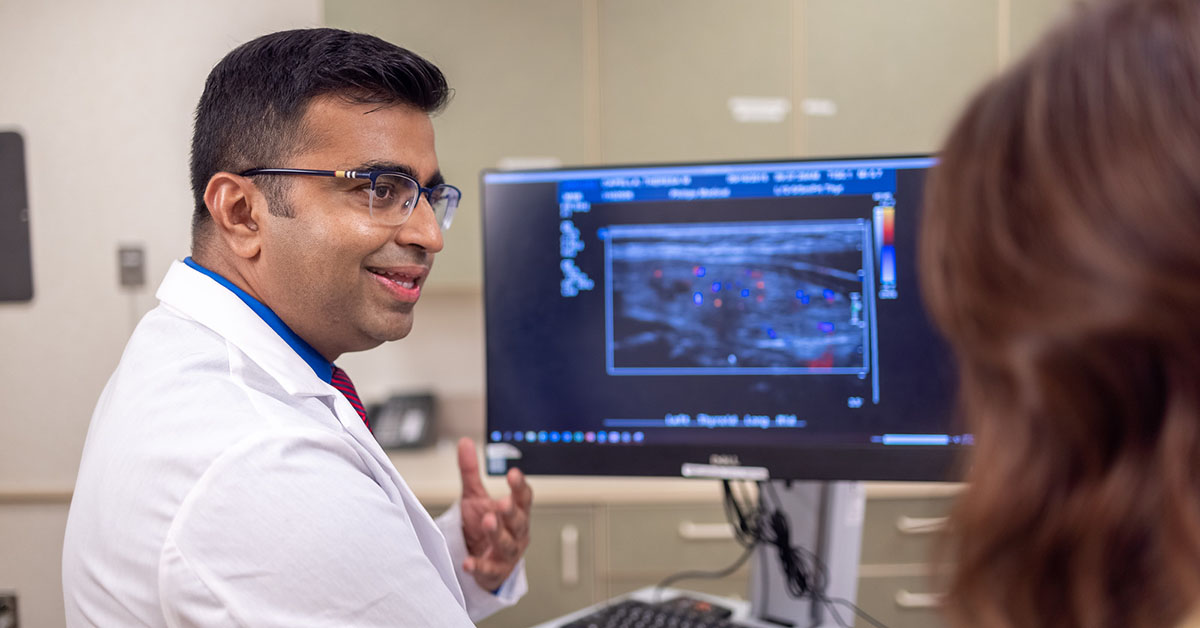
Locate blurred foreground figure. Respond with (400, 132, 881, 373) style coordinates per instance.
(921, 1, 1200, 627)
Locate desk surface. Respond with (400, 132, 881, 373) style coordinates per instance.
(386, 440, 963, 505)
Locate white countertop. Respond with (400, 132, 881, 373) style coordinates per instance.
(0, 440, 962, 506)
(386, 440, 962, 506)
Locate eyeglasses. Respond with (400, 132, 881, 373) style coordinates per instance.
(239, 167, 460, 231)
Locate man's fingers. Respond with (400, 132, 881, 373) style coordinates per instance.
(467, 525, 530, 590)
(500, 498, 530, 539)
(457, 437, 489, 499)
(460, 464, 531, 591)
(507, 468, 533, 510)
(482, 510, 499, 535)
(491, 524, 528, 563)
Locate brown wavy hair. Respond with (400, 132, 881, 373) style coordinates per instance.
(920, 0, 1200, 626)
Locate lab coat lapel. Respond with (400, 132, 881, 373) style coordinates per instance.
(156, 261, 330, 398)
(156, 260, 466, 603)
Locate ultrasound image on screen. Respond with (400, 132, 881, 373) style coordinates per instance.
(605, 220, 873, 375)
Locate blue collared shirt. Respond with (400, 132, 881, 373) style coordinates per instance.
(183, 257, 333, 384)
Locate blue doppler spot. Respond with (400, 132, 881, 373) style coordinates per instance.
(801, 295, 811, 305)
(741, 289, 751, 298)
(819, 322, 835, 333)
(693, 292, 704, 305)
(766, 327, 777, 339)
(712, 281, 722, 292)
(824, 289, 836, 301)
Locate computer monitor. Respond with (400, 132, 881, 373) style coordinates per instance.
(481, 155, 963, 482)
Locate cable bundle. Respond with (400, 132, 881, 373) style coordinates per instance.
(658, 480, 889, 628)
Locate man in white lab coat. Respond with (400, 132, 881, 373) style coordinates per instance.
(62, 28, 531, 626)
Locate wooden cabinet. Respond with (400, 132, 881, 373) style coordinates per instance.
(603, 503, 749, 601)
(477, 500, 749, 628)
(326, 0, 1071, 290)
(468, 486, 957, 628)
(800, 0, 999, 156)
(856, 493, 956, 628)
(597, 0, 795, 164)
(857, 573, 948, 628)
(1010, 0, 1076, 60)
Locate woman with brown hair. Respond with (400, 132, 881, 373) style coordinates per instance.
(920, 0, 1200, 627)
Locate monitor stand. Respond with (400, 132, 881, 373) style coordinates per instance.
(749, 481, 865, 627)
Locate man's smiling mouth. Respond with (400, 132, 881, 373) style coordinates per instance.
(367, 268, 418, 289)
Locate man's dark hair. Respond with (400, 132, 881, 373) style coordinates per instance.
(189, 28, 451, 243)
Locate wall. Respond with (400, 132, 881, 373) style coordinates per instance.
(326, 0, 1077, 291)
(0, 2, 322, 626)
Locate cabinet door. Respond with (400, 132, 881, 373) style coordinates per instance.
(478, 505, 598, 628)
(801, 0, 1000, 156)
(605, 503, 749, 601)
(859, 496, 954, 566)
(326, 0, 589, 290)
(598, 0, 795, 164)
(1009, 0, 1075, 60)
(857, 573, 948, 628)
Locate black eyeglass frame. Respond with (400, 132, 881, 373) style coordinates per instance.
(238, 167, 460, 230)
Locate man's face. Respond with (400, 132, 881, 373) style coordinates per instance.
(250, 95, 445, 361)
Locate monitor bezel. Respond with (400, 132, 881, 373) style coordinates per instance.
(479, 153, 963, 482)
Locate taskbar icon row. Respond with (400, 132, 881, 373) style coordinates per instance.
(490, 430, 645, 445)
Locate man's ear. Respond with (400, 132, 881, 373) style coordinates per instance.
(204, 172, 264, 259)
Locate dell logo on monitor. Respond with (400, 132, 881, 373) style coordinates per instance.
(709, 454, 740, 466)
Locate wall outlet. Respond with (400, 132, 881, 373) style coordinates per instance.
(118, 245, 146, 288)
(0, 591, 17, 628)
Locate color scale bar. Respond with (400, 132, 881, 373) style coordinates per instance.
(882, 434, 951, 446)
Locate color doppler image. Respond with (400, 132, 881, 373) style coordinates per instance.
(609, 221, 869, 372)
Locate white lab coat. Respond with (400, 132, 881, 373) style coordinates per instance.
(62, 260, 525, 627)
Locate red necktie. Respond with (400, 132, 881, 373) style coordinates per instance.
(331, 366, 370, 431)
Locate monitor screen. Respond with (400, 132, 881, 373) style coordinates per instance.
(481, 155, 964, 481)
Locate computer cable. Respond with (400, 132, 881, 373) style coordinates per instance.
(651, 480, 765, 602)
(651, 480, 894, 627)
(755, 481, 891, 628)
(652, 543, 758, 603)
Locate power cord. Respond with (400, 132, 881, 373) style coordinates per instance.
(653, 543, 757, 603)
(651, 480, 765, 601)
(749, 480, 892, 628)
(651, 480, 893, 628)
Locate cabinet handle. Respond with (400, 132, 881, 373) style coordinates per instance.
(894, 590, 944, 609)
(561, 524, 579, 586)
(678, 521, 735, 541)
(895, 515, 947, 535)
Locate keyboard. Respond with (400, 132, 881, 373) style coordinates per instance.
(560, 596, 757, 628)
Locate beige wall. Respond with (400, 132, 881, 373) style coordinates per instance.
(0, 1, 1075, 626)
(0, 2, 322, 627)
